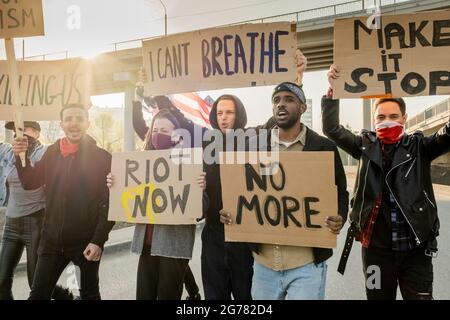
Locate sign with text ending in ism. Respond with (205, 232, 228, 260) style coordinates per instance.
(0, 0, 44, 39)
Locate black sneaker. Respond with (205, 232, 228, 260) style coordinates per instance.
(52, 286, 75, 300)
(186, 292, 201, 300)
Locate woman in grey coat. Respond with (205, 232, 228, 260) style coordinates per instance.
(109, 107, 208, 300)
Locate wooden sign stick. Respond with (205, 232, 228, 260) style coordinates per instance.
(4, 38, 27, 166)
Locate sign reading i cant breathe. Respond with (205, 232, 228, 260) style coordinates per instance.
(142, 22, 297, 95)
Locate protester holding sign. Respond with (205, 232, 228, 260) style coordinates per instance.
(11, 104, 114, 300)
(220, 81, 348, 300)
(131, 90, 203, 300)
(202, 48, 306, 300)
(322, 65, 450, 300)
(201, 93, 257, 300)
(108, 105, 208, 300)
(0, 122, 73, 300)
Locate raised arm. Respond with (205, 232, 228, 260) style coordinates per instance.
(132, 85, 150, 141)
(321, 65, 363, 160)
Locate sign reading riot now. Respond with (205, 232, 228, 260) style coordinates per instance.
(333, 10, 450, 99)
(108, 149, 204, 225)
(0, 59, 91, 120)
(142, 22, 297, 95)
(220, 152, 338, 249)
(0, 0, 44, 39)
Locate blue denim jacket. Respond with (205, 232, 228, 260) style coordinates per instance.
(0, 142, 47, 206)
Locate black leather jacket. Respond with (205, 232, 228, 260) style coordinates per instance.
(322, 96, 450, 246)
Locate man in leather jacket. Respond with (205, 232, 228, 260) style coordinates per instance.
(321, 65, 450, 300)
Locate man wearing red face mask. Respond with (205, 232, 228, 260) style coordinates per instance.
(321, 65, 450, 300)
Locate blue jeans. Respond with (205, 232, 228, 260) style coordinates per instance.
(251, 261, 327, 300)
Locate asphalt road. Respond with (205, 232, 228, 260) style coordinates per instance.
(10, 186, 450, 300)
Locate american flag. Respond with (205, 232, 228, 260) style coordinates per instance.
(169, 93, 213, 128)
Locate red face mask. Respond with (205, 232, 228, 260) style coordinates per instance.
(151, 132, 173, 150)
(375, 121, 404, 144)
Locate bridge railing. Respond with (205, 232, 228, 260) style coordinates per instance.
(406, 97, 450, 130)
(223, 0, 410, 25)
(110, 0, 412, 52)
(112, 0, 418, 51)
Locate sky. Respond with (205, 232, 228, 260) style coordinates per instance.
(2, 0, 449, 133)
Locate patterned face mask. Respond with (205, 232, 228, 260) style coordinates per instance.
(375, 120, 405, 144)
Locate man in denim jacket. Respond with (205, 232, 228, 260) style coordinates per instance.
(0, 121, 73, 300)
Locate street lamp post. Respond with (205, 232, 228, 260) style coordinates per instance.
(158, 0, 167, 36)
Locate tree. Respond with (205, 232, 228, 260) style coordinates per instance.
(94, 113, 114, 148)
(89, 112, 123, 153)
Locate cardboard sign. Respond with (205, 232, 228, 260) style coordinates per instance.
(0, 58, 91, 120)
(108, 148, 204, 225)
(0, 0, 44, 38)
(142, 22, 297, 95)
(220, 152, 338, 249)
(333, 10, 450, 99)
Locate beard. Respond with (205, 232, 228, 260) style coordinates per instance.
(275, 115, 300, 129)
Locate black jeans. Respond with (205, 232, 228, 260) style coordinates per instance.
(201, 225, 253, 300)
(29, 249, 100, 300)
(362, 246, 433, 300)
(0, 210, 72, 300)
(184, 264, 200, 298)
(136, 246, 189, 300)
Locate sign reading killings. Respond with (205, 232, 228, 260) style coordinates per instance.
(0, 0, 44, 38)
(108, 149, 204, 225)
(333, 10, 450, 98)
(220, 152, 338, 249)
(142, 22, 297, 95)
(0, 59, 91, 120)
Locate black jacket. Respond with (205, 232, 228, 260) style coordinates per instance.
(15, 135, 114, 252)
(247, 126, 349, 264)
(203, 95, 277, 233)
(321, 96, 450, 246)
(204, 95, 249, 233)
